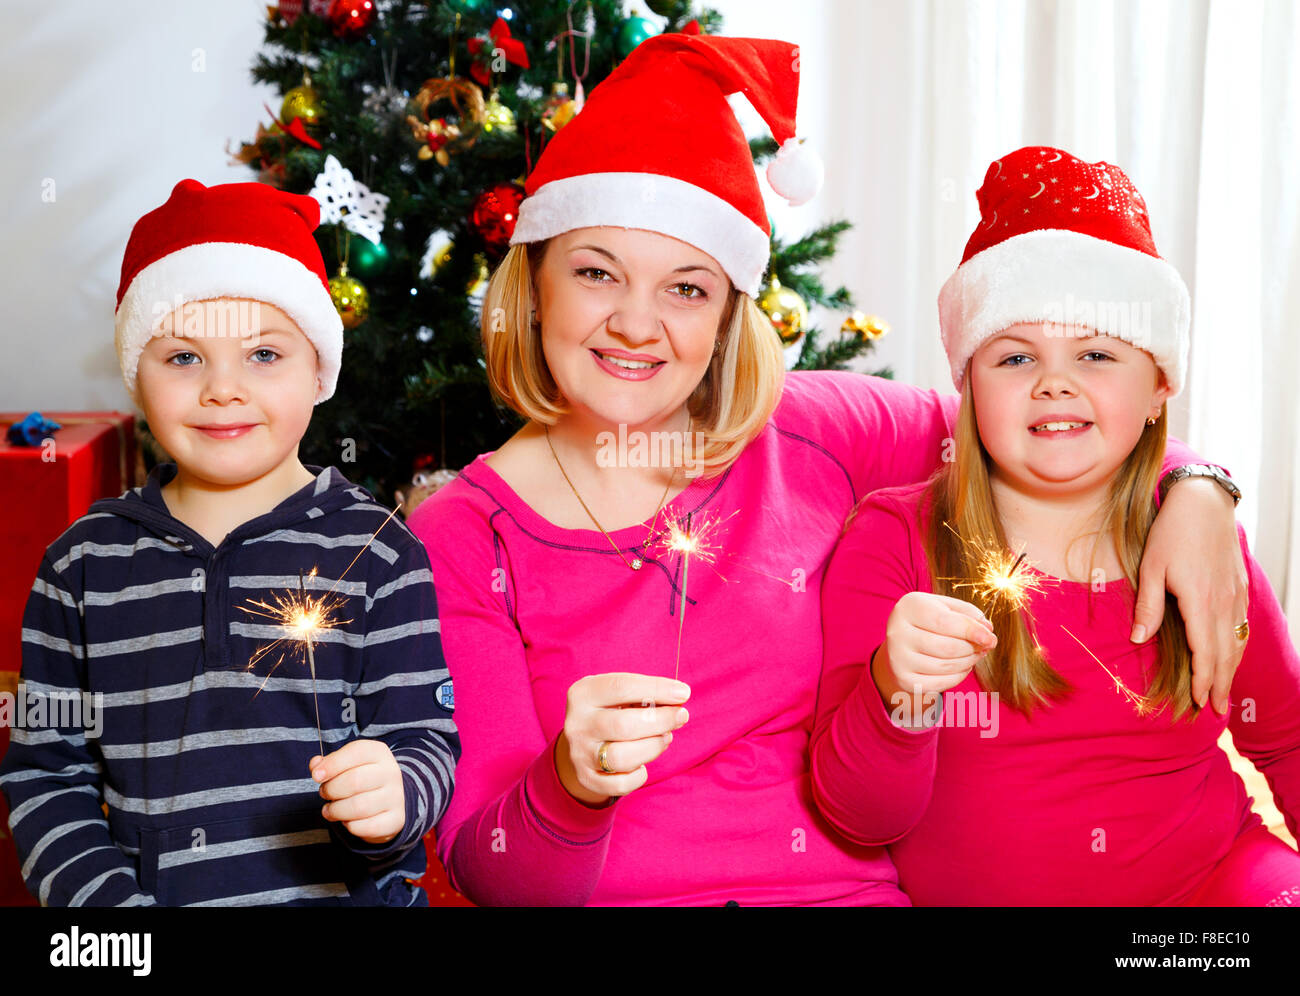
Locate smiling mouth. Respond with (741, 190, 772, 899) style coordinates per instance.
(591, 349, 664, 370)
(194, 424, 257, 438)
(1029, 421, 1092, 433)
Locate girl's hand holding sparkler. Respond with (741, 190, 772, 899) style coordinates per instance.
(311, 740, 406, 844)
(872, 592, 997, 728)
(554, 673, 692, 806)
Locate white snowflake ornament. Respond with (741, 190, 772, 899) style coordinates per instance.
(309, 155, 390, 246)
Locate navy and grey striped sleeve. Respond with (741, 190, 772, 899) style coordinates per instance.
(0, 555, 156, 906)
(336, 535, 458, 860)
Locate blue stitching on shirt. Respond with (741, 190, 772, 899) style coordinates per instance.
(773, 425, 857, 503)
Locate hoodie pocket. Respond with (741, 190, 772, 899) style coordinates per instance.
(139, 808, 373, 906)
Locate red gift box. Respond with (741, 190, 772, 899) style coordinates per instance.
(0, 412, 136, 676)
(0, 413, 135, 905)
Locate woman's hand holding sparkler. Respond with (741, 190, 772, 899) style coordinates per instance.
(554, 673, 692, 806)
(872, 592, 997, 729)
(311, 740, 406, 844)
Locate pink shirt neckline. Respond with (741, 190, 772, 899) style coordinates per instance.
(459, 451, 727, 546)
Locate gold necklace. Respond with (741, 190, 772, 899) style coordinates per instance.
(545, 423, 683, 570)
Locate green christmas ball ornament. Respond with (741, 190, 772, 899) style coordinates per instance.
(446, 0, 487, 15)
(351, 238, 389, 277)
(645, 0, 677, 15)
(615, 14, 661, 59)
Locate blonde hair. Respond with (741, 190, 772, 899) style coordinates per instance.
(480, 241, 786, 477)
(923, 373, 1194, 718)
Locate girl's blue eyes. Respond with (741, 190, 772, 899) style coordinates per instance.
(999, 351, 1113, 366)
(573, 268, 707, 299)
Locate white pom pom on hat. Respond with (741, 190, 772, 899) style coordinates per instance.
(767, 137, 824, 207)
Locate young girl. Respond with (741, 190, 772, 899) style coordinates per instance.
(811, 146, 1300, 906)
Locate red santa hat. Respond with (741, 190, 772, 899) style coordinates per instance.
(114, 179, 343, 404)
(938, 146, 1189, 396)
(509, 33, 823, 297)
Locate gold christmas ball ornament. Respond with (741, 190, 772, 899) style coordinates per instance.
(482, 90, 517, 135)
(757, 276, 808, 345)
(541, 82, 578, 134)
(329, 264, 370, 329)
(281, 83, 324, 129)
(841, 311, 890, 341)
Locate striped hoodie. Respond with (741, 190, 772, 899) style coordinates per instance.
(0, 463, 458, 906)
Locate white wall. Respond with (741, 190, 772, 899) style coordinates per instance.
(0, 0, 276, 410)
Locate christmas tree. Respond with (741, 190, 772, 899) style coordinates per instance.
(234, 0, 889, 504)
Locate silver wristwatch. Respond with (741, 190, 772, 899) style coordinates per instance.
(1158, 464, 1242, 506)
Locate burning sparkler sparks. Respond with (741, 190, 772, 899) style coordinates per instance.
(940, 524, 1159, 718)
(238, 568, 348, 756)
(652, 509, 730, 680)
(941, 522, 1048, 614)
(237, 504, 403, 756)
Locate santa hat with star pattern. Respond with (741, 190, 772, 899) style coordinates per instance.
(114, 178, 344, 404)
(938, 146, 1190, 395)
(509, 32, 823, 297)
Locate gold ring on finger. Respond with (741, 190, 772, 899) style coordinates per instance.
(596, 741, 614, 773)
(1234, 620, 1249, 641)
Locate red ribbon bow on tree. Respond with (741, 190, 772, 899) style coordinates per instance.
(263, 103, 323, 149)
(467, 17, 530, 87)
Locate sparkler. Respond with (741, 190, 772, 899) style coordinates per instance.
(1059, 625, 1157, 716)
(939, 523, 1156, 717)
(940, 522, 1048, 614)
(237, 504, 403, 756)
(652, 509, 729, 680)
(238, 568, 347, 757)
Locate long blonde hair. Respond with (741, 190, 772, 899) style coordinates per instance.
(924, 376, 1194, 718)
(479, 241, 787, 478)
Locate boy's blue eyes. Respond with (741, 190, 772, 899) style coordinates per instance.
(573, 267, 707, 299)
(164, 348, 281, 366)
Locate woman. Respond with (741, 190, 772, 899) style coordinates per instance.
(407, 33, 1246, 905)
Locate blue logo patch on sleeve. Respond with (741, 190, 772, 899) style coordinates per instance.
(436, 679, 454, 712)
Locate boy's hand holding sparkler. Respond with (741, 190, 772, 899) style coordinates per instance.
(872, 592, 997, 728)
(311, 740, 406, 844)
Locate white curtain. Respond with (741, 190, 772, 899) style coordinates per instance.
(801, 0, 1300, 609)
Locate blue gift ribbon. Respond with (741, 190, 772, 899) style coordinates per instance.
(5, 412, 62, 447)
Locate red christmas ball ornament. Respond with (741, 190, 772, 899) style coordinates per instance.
(328, 0, 376, 39)
(469, 182, 525, 256)
(278, 0, 304, 25)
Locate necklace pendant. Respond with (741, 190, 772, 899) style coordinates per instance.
(631, 557, 643, 570)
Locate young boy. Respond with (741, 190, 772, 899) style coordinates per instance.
(0, 179, 458, 906)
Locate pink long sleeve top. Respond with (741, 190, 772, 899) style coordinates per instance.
(812, 482, 1300, 906)
(408, 371, 1209, 906)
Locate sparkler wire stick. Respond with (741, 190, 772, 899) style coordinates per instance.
(300, 569, 325, 758)
(1059, 624, 1157, 716)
